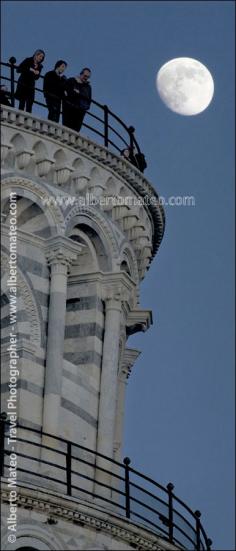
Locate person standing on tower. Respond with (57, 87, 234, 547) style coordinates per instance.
(15, 49, 45, 112)
(62, 67, 92, 132)
(43, 60, 68, 122)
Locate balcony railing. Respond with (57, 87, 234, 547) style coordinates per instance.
(0, 57, 146, 170)
(0, 416, 212, 550)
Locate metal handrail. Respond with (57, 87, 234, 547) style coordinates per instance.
(0, 57, 144, 168)
(0, 417, 212, 550)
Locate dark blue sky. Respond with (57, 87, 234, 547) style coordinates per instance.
(2, 1, 235, 549)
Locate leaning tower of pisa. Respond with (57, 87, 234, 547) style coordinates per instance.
(1, 91, 211, 550)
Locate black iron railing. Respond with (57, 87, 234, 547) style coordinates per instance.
(0, 57, 144, 167)
(0, 416, 212, 550)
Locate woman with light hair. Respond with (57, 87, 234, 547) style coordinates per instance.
(15, 49, 45, 112)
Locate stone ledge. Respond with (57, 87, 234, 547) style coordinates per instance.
(1, 481, 181, 551)
(1, 105, 165, 261)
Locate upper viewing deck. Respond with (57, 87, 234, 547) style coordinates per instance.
(1, 57, 146, 169)
(1, 57, 166, 274)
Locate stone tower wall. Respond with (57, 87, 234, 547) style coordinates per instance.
(1, 106, 173, 551)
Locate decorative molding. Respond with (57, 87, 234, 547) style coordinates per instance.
(64, 204, 120, 262)
(101, 272, 136, 308)
(126, 309, 153, 335)
(36, 157, 55, 177)
(45, 236, 85, 273)
(0, 483, 180, 551)
(55, 165, 74, 185)
(16, 149, 34, 169)
(1, 175, 65, 234)
(1, 106, 165, 265)
(119, 348, 141, 380)
(1, 223, 46, 249)
(1, 251, 42, 349)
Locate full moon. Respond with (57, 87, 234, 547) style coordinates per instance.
(156, 57, 214, 115)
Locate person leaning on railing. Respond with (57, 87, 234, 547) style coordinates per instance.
(14, 49, 45, 113)
(43, 60, 68, 123)
(62, 67, 92, 132)
(121, 147, 147, 173)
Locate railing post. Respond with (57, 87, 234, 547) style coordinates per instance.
(207, 538, 213, 550)
(9, 56, 16, 108)
(195, 510, 201, 550)
(167, 482, 174, 542)
(123, 456, 131, 519)
(104, 104, 109, 147)
(0, 413, 7, 477)
(66, 441, 72, 496)
(128, 126, 135, 158)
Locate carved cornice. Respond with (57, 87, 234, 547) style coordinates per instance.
(68, 270, 137, 308)
(119, 348, 141, 380)
(126, 309, 153, 335)
(0, 483, 180, 551)
(100, 272, 136, 309)
(1, 106, 165, 264)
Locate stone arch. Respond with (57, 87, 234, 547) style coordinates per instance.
(104, 175, 119, 196)
(120, 245, 139, 284)
(1, 250, 42, 350)
(2, 525, 65, 550)
(89, 166, 101, 184)
(2, 195, 52, 238)
(33, 139, 49, 160)
(53, 147, 67, 165)
(65, 205, 120, 271)
(1, 176, 65, 235)
(71, 157, 90, 194)
(68, 226, 99, 274)
(72, 157, 85, 171)
(10, 132, 27, 152)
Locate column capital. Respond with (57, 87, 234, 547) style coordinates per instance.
(45, 236, 84, 273)
(118, 348, 141, 381)
(105, 297, 122, 313)
(101, 272, 136, 307)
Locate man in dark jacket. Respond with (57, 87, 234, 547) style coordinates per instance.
(62, 68, 92, 132)
(43, 60, 67, 123)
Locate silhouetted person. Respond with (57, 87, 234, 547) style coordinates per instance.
(63, 68, 92, 132)
(121, 147, 136, 165)
(121, 147, 147, 173)
(15, 49, 45, 112)
(134, 152, 147, 173)
(43, 60, 67, 122)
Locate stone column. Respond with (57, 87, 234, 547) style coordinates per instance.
(93, 274, 135, 501)
(95, 296, 122, 496)
(113, 348, 141, 463)
(110, 348, 141, 503)
(97, 297, 122, 459)
(42, 237, 82, 438)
